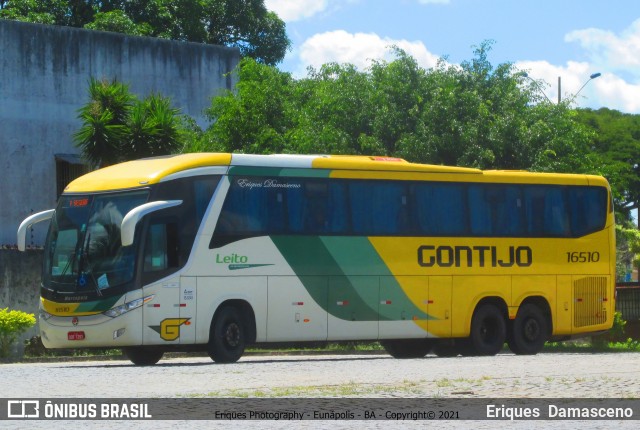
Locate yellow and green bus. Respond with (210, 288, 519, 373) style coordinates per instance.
(17, 153, 615, 365)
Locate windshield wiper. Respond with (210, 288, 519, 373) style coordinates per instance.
(78, 233, 102, 297)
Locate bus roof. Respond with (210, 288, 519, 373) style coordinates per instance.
(63, 153, 607, 193)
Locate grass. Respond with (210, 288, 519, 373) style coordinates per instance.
(246, 341, 384, 354)
(542, 338, 640, 353)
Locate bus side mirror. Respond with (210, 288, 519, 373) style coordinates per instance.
(121, 200, 182, 247)
(17, 209, 55, 251)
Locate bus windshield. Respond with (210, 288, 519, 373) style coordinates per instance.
(43, 190, 149, 296)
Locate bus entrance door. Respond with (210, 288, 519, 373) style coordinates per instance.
(142, 278, 181, 345)
(178, 276, 197, 344)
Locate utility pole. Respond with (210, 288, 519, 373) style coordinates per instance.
(558, 76, 562, 103)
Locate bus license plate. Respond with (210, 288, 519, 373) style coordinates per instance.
(68, 331, 85, 340)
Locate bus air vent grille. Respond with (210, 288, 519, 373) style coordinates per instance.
(573, 277, 607, 327)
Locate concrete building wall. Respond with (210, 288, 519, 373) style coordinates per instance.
(0, 19, 239, 247)
(0, 249, 42, 357)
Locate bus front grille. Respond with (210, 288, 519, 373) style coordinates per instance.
(574, 277, 607, 328)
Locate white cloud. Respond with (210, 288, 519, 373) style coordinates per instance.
(515, 60, 640, 112)
(298, 30, 440, 74)
(264, 0, 329, 22)
(286, 20, 640, 113)
(518, 18, 640, 112)
(565, 18, 640, 75)
(417, 0, 451, 4)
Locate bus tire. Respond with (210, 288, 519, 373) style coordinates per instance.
(469, 303, 506, 356)
(208, 306, 245, 363)
(508, 303, 548, 355)
(381, 339, 433, 359)
(123, 347, 163, 366)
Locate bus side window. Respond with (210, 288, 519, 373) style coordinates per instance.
(415, 183, 467, 236)
(569, 187, 607, 237)
(350, 181, 406, 235)
(469, 185, 492, 235)
(144, 222, 179, 272)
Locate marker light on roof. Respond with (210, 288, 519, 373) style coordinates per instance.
(371, 157, 405, 162)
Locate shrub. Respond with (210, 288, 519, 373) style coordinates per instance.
(591, 311, 627, 348)
(0, 308, 36, 358)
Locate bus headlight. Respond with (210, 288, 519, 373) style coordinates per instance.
(39, 309, 53, 321)
(103, 295, 155, 318)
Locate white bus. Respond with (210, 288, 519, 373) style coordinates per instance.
(18, 153, 615, 365)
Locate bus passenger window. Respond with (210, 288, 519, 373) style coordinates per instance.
(415, 183, 466, 236)
(569, 187, 607, 237)
(350, 181, 406, 235)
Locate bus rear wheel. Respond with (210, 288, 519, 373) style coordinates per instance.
(381, 339, 434, 359)
(123, 347, 164, 366)
(508, 303, 548, 355)
(208, 306, 245, 363)
(468, 304, 506, 356)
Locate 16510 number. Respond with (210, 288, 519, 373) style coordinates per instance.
(566, 251, 600, 263)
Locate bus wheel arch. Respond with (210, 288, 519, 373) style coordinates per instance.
(468, 297, 508, 356)
(508, 297, 551, 355)
(207, 299, 256, 363)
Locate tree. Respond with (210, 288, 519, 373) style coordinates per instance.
(84, 9, 152, 36)
(74, 78, 183, 168)
(616, 223, 640, 281)
(0, 0, 96, 27)
(200, 56, 294, 154)
(574, 108, 640, 220)
(0, 0, 290, 65)
(74, 78, 133, 168)
(195, 42, 599, 175)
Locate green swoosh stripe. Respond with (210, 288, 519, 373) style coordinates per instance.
(271, 236, 431, 322)
(229, 263, 274, 270)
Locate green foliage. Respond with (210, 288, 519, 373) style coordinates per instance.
(198, 57, 294, 154)
(616, 223, 640, 280)
(611, 311, 627, 339)
(574, 107, 640, 220)
(84, 9, 152, 36)
(0, 308, 36, 358)
(544, 339, 640, 352)
(0, 0, 290, 65)
(74, 78, 133, 168)
(74, 78, 183, 168)
(197, 42, 598, 175)
(127, 94, 183, 159)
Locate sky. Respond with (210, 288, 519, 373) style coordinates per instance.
(264, 0, 640, 114)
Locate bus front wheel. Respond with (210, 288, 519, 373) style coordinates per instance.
(208, 306, 246, 363)
(123, 347, 163, 366)
(381, 339, 434, 359)
(469, 304, 506, 356)
(508, 303, 548, 355)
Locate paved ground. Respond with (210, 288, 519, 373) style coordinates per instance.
(1, 351, 639, 429)
(3, 351, 640, 398)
